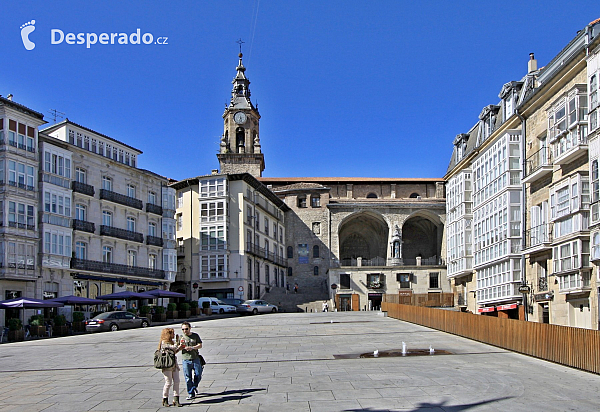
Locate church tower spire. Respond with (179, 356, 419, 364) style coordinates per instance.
(217, 47, 264, 177)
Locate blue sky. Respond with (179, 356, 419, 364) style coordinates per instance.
(2, 1, 600, 180)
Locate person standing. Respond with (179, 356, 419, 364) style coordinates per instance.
(180, 321, 203, 400)
(159, 328, 184, 407)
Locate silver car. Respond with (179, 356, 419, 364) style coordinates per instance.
(237, 300, 278, 315)
(85, 311, 150, 332)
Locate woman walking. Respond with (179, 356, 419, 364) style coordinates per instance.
(159, 328, 184, 407)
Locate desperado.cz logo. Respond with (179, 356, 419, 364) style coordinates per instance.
(20, 20, 168, 50)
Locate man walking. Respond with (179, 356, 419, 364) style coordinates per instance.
(180, 321, 203, 400)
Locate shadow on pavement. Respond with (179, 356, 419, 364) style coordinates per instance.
(192, 388, 266, 404)
(343, 396, 515, 411)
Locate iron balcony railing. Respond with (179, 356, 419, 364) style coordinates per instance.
(73, 219, 95, 233)
(99, 189, 143, 210)
(71, 257, 165, 279)
(524, 223, 552, 249)
(538, 276, 549, 291)
(146, 235, 164, 247)
(100, 225, 144, 243)
(245, 242, 286, 266)
(177, 246, 185, 257)
(146, 203, 163, 215)
(524, 147, 552, 178)
(72, 181, 95, 197)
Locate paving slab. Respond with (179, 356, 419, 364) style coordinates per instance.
(1, 311, 599, 411)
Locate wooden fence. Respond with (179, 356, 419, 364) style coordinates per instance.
(381, 300, 600, 374)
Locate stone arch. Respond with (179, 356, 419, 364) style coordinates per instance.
(338, 211, 389, 261)
(401, 210, 442, 261)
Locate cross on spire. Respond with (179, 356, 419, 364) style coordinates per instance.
(236, 38, 245, 54)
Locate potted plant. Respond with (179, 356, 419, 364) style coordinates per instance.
(202, 301, 212, 315)
(190, 300, 199, 316)
(29, 315, 46, 337)
(7, 318, 24, 341)
(154, 305, 166, 322)
(140, 305, 151, 321)
(179, 302, 191, 318)
(72, 312, 85, 332)
(166, 303, 178, 319)
(53, 314, 68, 336)
(127, 307, 138, 316)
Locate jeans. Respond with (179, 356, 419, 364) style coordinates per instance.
(182, 358, 203, 395)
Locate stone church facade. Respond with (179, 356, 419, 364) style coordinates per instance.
(174, 51, 449, 312)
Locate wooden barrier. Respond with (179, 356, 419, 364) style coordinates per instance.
(381, 300, 600, 374)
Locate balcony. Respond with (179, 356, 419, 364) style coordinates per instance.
(177, 246, 185, 257)
(523, 223, 553, 253)
(146, 235, 164, 247)
(538, 276, 549, 292)
(72, 181, 95, 197)
(100, 225, 144, 243)
(146, 203, 163, 215)
(71, 257, 165, 279)
(245, 243, 286, 267)
(553, 129, 588, 165)
(522, 147, 553, 184)
(73, 219, 95, 233)
(42, 172, 71, 189)
(41, 213, 71, 228)
(100, 189, 143, 210)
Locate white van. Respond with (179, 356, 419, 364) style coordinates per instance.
(197, 297, 237, 314)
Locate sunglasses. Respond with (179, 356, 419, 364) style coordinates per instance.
(181, 328, 189, 331)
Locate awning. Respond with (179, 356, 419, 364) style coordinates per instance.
(497, 303, 518, 311)
(478, 306, 496, 313)
(72, 273, 163, 286)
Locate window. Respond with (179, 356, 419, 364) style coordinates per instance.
(366, 193, 377, 199)
(255, 211, 260, 229)
(201, 225, 226, 250)
(75, 167, 86, 184)
(176, 214, 182, 230)
(199, 178, 225, 198)
(127, 184, 136, 198)
(103, 246, 113, 263)
(127, 250, 137, 267)
(287, 267, 293, 276)
(265, 265, 270, 284)
(75, 204, 86, 221)
(264, 217, 269, 234)
(397, 273, 410, 289)
(367, 273, 384, 288)
(102, 211, 112, 227)
(177, 191, 184, 208)
(312, 222, 321, 235)
(127, 217, 136, 232)
(287, 246, 293, 258)
(44, 191, 70, 217)
(148, 222, 157, 237)
(593, 159, 599, 204)
(313, 245, 320, 258)
(313, 266, 319, 276)
(311, 195, 321, 207)
(163, 220, 175, 240)
(297, 196, 307, 208)
(148, 191, 157, 205)
(247, 258, 252, 280)
(340, 273, 350, 289)
(429, 273, 440, 289)
(149, 254, 157, 270)
(102, 176, 112, 191)
(200, 201, 224, 222)
(200, 255, 226, 279)
(410, 193, 420, 198)
(75, 241, 87, 259)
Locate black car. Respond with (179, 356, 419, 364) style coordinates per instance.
(220, 298, 244, 306)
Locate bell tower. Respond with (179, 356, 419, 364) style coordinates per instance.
(217, 51, 265, 177)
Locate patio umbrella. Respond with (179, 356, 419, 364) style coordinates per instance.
(47, 295, 109, 305)
(144, 290, 186, 298)
(0, 297, 64, 329)
(96, 290, 156, 300)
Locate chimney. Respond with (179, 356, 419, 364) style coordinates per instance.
(7, 94, 13, 101)
(528, 53, 537, 73)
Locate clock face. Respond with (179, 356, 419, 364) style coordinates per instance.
(234, 112, 247, 124)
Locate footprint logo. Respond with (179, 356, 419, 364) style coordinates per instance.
(20, 20, 36, 50)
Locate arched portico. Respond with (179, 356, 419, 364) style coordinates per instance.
(402, 212, 442, 263)
(338, 212, 389, 263)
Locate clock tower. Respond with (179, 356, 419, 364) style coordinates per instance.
(217, 52, 265, 177)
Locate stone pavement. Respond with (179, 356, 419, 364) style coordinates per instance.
(1, 311, 599, 412)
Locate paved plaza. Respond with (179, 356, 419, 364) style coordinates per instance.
(1, 311, 599, 412)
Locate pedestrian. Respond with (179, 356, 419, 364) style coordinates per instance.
(116, 302, 122, 311)
(159, 328, 184, 407)
(294, 283, 298, 294)
(180, 321, 203, 400)
(322, 301, 329, 312)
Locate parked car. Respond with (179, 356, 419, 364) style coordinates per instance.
(197, 297, 237, 314)
(85, 311, 150, 332)
(221, 298, 244, 306)
(237, 300, 278, 315)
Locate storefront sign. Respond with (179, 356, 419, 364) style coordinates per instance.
(518, 285, 530, 293)
(398, 291, 413, 297)
(478, 306, 495, 313)
(496, 304, 517, 311)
